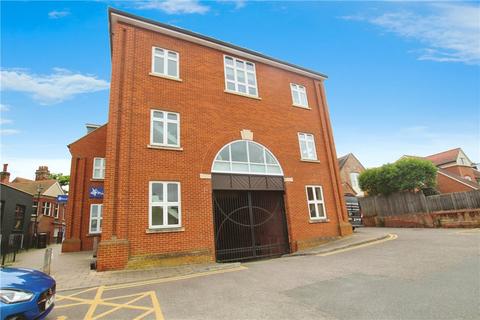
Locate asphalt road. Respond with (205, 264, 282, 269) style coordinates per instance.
(50, 228, 480, 320)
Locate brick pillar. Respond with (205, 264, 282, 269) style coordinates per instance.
(62, 157, 85, 252)
(0, 164, 10, 183)
(314, 81, 352, 236)
(96, 23, 135, 270)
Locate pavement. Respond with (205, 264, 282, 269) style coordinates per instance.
(10, 228, 389, 292)
(9, 244, 241, 291)
(46, 227, 480, 320)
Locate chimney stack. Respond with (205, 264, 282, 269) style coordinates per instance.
(35, 166, 51, 181)
(0, 164, 10, 183)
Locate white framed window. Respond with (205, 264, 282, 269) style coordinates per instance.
(350, 172, 361, 192)
(42, 202, 51, 216)
(93, 158, 106, 179)
(291, 83, 308, 108)
(53, 204, 59, 218)
(33, 201, 38, 216)
(89, 204, 103, 234)
(150, 110, 180, 147)
(152, 47, 179, 79)
(306, 185, 327, 220)
(149, 182, 181, 229)
(212, 140, 283, 176)
(298, 133, 317, 160)
(224, 55, 258, 97)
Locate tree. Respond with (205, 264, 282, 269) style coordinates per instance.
(49, 173, 70, 186)
(359, 158, 437, 196)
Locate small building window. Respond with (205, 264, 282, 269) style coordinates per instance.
(224, 56, 258, 97)
(43, 202, 51, 216)
(13, 205, 25, 231)
(89, 204, 103, 234)
(350, 172, 361, 191)
(306, 186, 327, 220)
(150, 110, 180, 147)
(149, 181, 181, 229)
(152, 47, 179, 79)
(33, 201, 38, 216)
(298, 133, 318, 160)
(291, 83, 308, 108)
(93, 158, 106, 179)
(53, 204, 59, 218)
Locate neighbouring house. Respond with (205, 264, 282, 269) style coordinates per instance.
(2, 165, 67, 244)
(402, 148, 479, 194)
(62, 8, 352, 271)
(337, 153, 365, 197)
(0, 179, 34, 250)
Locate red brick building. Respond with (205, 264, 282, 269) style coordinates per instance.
(62, 9, 352, 271)
(1, 165, 67, 244)
(402, 148, 479, 194)
(337, 153, 366, 197)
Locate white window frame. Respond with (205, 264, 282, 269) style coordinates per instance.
(149, 181, 181, 229)
(290, 83, 309, 108)
(42, 202, 51, 216)
(151, 46, 179, 79)
(350, 172, 361, 192)
(305, 185, 327, 220)
(150, 110, 180, 147)
(298, 133, 318, 161)
(93, 157, 106, 179)
(53, 203, 59, 218)
(224, 55, 259, 97)
(89, 204, 103, 234)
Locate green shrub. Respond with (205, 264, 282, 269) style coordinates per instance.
(359, 158, 437, 196)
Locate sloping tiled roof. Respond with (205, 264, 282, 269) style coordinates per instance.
(425, 148, 461, 166)
(337, 154, 350, 170)
(438, 169, 479, 190)
(7, 179, 58, 196)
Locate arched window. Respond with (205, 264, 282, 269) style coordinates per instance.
(212, 140, 283, 176)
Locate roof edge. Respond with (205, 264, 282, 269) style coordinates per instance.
(108, 7, 328, 81)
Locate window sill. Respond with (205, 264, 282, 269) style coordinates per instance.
(87, 233, 101, 237)
(224, 90, 261, 100)
(147, 144, 183, 151)
(149, 72, 182, 82)
(292, 104, 311, 110)
(91, 178, 105, 182)
(301, 159, 320, 163)
(146, 227, 185, 234)
(310, 218, 329, 224)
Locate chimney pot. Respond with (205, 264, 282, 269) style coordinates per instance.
(0, 163, 10, 183)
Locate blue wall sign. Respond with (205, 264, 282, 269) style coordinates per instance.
(89, 187, 104, 199)
(57, 195, 68, 203)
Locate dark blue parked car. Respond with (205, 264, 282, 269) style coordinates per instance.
(0, 267, 55, 320)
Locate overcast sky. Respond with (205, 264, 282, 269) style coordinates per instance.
(1, 1, 479, 179)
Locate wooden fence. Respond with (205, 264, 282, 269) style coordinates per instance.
(359, 190, 480, 217)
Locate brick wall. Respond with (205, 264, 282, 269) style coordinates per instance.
(62, 125, 107, 252)
(436, 172, 476, 194)
(442, 165, 478, 182)
(92, 19, 351, 270)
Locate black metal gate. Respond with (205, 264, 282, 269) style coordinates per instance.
(213, 190, 290, 262)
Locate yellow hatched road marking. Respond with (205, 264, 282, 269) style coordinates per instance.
(317, 234, 398, 257)
(55, 265, 246, 319)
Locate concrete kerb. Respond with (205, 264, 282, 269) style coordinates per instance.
(283, 233, 392, 257)
(56, 262, 242, 292)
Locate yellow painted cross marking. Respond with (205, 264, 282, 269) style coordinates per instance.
(316, 234, 398, 257)
(55, 265, 247, 319)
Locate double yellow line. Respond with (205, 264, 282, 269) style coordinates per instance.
(316, 233, 398, 257)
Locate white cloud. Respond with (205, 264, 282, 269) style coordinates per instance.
(137, 0, 209, 14)
(0, 119, 13, 125)
(0, 68, 110, 105)
(342, 3, 480, 64)
(48, 10, 70, 19)
(0, 104, 10, 112)
(0, 129, 20, 136)
(0, 157, 70, 181)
